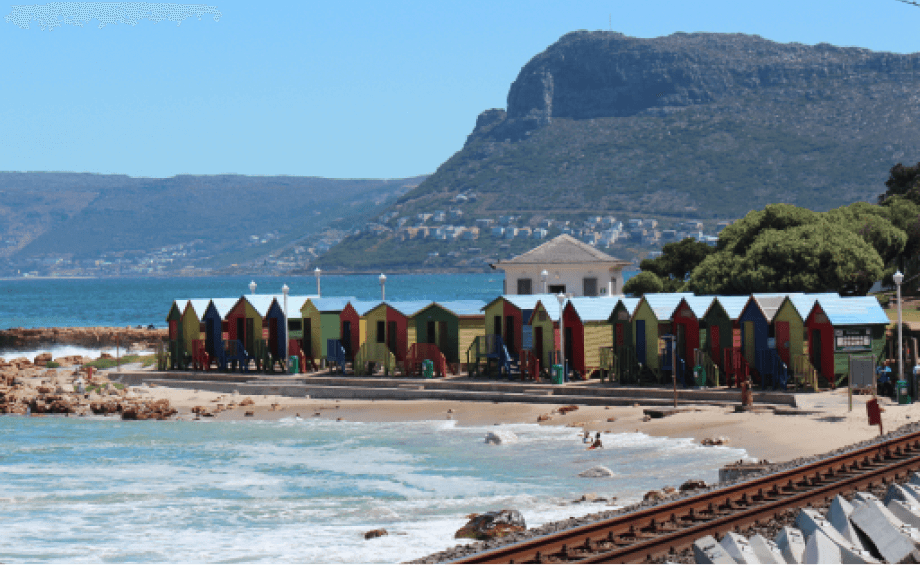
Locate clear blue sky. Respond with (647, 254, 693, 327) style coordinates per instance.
(2, 0, 919, 179)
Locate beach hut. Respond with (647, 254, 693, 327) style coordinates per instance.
(805, 296, 889, 386)
(482, 294, 560, 360)
(774, 293, 839, 365)
(200, 298, 239, 370)
(299, 297, 356, 365)
(737, 294, 790, 386)
(561, 296, 620, 378)
(339, 300, 380, 363)
(701, 296, 749, 385)
(224, 295, 267, 368)
(166, 299, 189, 369)
(244, 295, 291, 371)
(630, 293, 694, 374)
(410, 300, 486, 366)
(669, 296, 716, 369)
(281, 295, 311, 361)
(528, 300, 562, 372)
(605, 297, 641, 382)
(362, 300, 431, 367)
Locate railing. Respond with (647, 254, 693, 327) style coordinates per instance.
(466, 334, 511, 377)
(224, 339, 250, 372)
(722, 347, 750, 388)
(406, 343, 448, 378)
(354, 341, 397, 376)
(599, 346, 614, 382)
(191, 339, 209, 371)
(614, 345, 640, 385)
(755, 348, 789, 390)
(168, 340, 182, 370)
(692, 349, 720, 387)
(520, 349, 540, 381)
(326, 339, 347, 374)
(254, 339, 286, 373)
(792, 354, 820, 391)
(156, 339, 169, 371)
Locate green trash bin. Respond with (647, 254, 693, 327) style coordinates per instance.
(551, 364, 564, 385)
(898, 380, 911, 404)
(289, 355, 299, 375)
(693, 365, 706, 387)
(422, 359, 434, 379)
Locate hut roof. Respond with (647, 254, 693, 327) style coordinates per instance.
(641, 293, 695, 320)
(532, 300, 562, 323)
(208, 298, 238, 319)
(745, 293, 790, 322)
(186, 299, 211, 318)
(491, 234, 629, 266)
(244, 294, 281, 317)
(309, 297, 358, 313)
(615, 297, 641, 317)
(385, 300, 435, 317)
(433, 300, 488, 317)
(782, 293, 840, 319)
(705, 296, 749, 320)
(568, 296, 622, 322)
(284, 295, 313, 314)
(484, 293, 564, 312)
(675, 296, 715, 319)
(347, 300, 381, 316)
(812, 296, 890, 326)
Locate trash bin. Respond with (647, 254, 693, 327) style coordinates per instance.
(422, 359, 434, 379)
(693, 365, 706, 387)
(288, 355, 299, 375)
(551, 364, 564, 385)
(898, 380, 911, 404)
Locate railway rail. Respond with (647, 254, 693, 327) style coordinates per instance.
(450, 427, 920, 564)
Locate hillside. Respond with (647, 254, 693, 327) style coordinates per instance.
(317, 31, 920, 271)
(0, 173, 425, 276)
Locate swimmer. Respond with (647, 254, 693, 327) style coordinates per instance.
(582, 429, 592, 443)
(588, 432, 603, 450)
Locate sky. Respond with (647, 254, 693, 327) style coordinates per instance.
(2, 0, 920, 180)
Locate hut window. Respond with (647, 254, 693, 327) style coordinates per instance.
(583, 278, 598, 297)
(376, 321, 386, 343)
(517, 278, 533, 295)
(288, 319, 302, 332)
(549, 284, 566, 294)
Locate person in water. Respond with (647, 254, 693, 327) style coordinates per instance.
(589, 432, 603, 450)
(582, 429, 592, 443)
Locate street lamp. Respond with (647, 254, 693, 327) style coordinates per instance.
(249, 280, 257, 295)
(282, 283, 290, 368)
(895, 270, 905, 399)
(557, 292, 566, 380)
(379, 273, 387, 301)
(541, 270, 548, 294)
(314, 267, 321, 297)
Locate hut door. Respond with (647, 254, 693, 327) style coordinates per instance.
(303, 322, 312, 357)
(534, 326, 544, 366)
(505, 316, 515, 355)
(206, 323, 215, 356)
(676, 324, 685, 362)
(342, 321, 352, 356)
(493, 316, 502, 337)
(427, 320, 436, 344)
(236, 318, 245, 347)
(615, 324, 624, 349)
(269, 318, 278, 357)
(710, 325, 720, 360)
(168, 321, 178, 341)
(812, 329, 822, 372)
(636, 320, 646, 364)
(776, 322, 790, 364)
(246, 318, 254, 354)
(743, 321, 755, 365)
(564, 326, 574, 368)
(438, 321, 448, 355)
(387, 321, 397, 354)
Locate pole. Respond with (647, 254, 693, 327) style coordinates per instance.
(284, 293, 289, 367)
(898, 279, 904, 400)
(116, 334, 120, 370)
(848, 354, 853, 412)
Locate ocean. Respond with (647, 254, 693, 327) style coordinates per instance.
(0, 271, 751, 564)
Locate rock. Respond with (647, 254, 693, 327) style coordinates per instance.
(33, 352, 52, 366)
(240, 397, 255, 406)
(575, 493, 597, 503)
(558, 405, 578, 414)
(537, 413, 552, 422)
(701, 436, 729, 446)
(244, 411, 254, 417)
(643, 489, 666, 502)
(364, 528, 388, 540)
(606, 417, 617, 422)
(578, 465, 614, 478)
(485, 431, 518, 445)
(99, 353, 113, 359)
(679, 479, 707, 492)
(662, 486, 677, 495)
(454, 509, 526, 540)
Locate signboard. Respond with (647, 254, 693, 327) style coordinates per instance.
(767, 337, 776, 349)
(617, 310, 629, 321)
(835, 327, 871, 352)
(849, 355, 876, 388)
(222, 332, 229, 341)
(522, 325, 533, 351)
(262, 327, 269, 339)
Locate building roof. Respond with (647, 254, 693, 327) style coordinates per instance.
(307, 296, 358, 313)
(673, 296, 715, 319)
(347, 300, 382, 316)
(640, 293, 695, 321)
(431, 300, 487, 317)
(781, 293, 840, 319)
(531, 299, 562, 323)
(244, 294, 281, 317)
(491, 234, 629, 267)
(743, 293, 790, 323)
(614, 297, 641, 318)
(385, 300, 436, 317)
(567, 296, 622, 323)
(208, 298, 238, 319)
(811, 296, 890, 326)
(484, 293, 564, 312)
(185, 299, 211, 319)
(705, 296, 750, 320)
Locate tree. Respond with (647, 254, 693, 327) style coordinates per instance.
(716, 204, 822, 256)
(879, 162, 920, 205)
(825, 202, 906, 265)
(623, 271, 664, 296)
(639, 238, 714, 288)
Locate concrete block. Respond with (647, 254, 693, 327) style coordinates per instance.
(694, 535, 737, 564)
(902, 483, 920, 505)
(720, 532, 760, 564)
(887, 499, 920, 530)
(908, 471, 920, 487)
(883, 483, 916, 506)
(804, 529, 841, 564)
(852, 491, 881, 505)
(775, 526, 805, 564)
(850, 500, 918, 564)
(828, 495, 865, 551)
(748, 534, 784, 564)
(794, 508, 879, 563)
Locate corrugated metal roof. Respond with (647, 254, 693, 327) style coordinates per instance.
(568, 296, 622, 322)
(432, 300, 487, 317)
(386, 300, 435, 317)
(347, 300, 382, 316)
(532, 300, 562, 322)
(615, 297, 641, 318)
(284, 295, 313, 314)
(748, 294, 789, 322)
(186, 299, 211, 319)
(705, 296, 749, 320)
(677, 296, 715, 319)
(642, 293, 695, 320)
(245, 294, 280, 317)
(308, 296, 358, 313)
(813, 296, 890, 325)
(783, 293, 840, 319)
(208, 298, 238, 319)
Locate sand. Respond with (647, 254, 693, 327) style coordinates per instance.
(130, 377, 915, 463)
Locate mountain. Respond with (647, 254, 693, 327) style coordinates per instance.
(316, 31, 920, 272)
(0, 173, 425, 276)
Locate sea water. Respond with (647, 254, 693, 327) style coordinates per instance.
(0, 416, 747, 563)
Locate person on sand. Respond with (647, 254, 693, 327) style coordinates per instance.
(588, 432, 603, 450)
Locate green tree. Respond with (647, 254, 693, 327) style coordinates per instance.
(879, 162, 920, 205)
(825, 202, 906, 265)
(623, 271, 665, 296)
(716, 204, 822, 255)
(639, 238, 714, 288)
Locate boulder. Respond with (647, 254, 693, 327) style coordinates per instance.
(364, 529, 388, 540)
(643, 489, 667, 502)
(33, 352, 52, 366)
(579, 465, 614, 478)
(679, 479, 707, 492)
(240, 397, 255, 406)
(484, 431, 518, 445)
(701, 436, 729, 446)
(454, 509, 526, 540)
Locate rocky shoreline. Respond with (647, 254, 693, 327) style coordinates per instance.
(0, 326, 166, 351)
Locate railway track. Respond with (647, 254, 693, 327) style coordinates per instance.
(450, 427, 920, 564)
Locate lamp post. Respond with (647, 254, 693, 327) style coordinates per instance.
(379, 273, 387, 301)
(282, 283, 290, 369)
(895, 270, 905, 399)
(557, 292, 566, 380)
(541, 270, 548, 294)
(249, 280, 257, 295)
(314, 267, 321, 297)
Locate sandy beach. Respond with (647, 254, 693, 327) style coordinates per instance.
(137, 378, 911, 462)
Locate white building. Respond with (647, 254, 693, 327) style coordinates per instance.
(490, 234, 631, 297)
